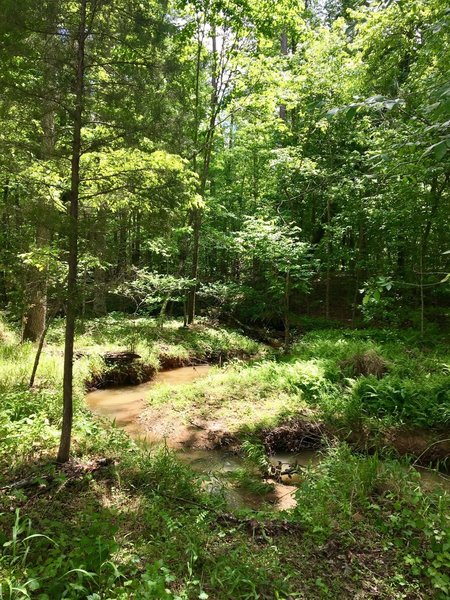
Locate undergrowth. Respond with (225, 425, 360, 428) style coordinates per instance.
(0, 314, 449, 598)
(150, 327, 450, 436)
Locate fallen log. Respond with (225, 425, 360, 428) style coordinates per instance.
(103, 351, 141, 365)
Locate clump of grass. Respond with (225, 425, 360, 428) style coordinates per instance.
(351, 373, 450, 428)
(340, 349, 388, 378)
(294, 444, 382, 536)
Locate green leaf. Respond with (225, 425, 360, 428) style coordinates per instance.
(345, 105, 358, 120)
(423, 140, 447, 160)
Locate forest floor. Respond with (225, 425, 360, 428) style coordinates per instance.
(0, 313, 449, 599)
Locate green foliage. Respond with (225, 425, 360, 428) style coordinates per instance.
(294, 445, 381, 535)
(352, 374, 450, 427)
(116, 269, 194, 316)
(0, 313, 449, 599)
(1, 0, 450, 595)
(294, 444, 450, 596)
(241, 440, 270, 473)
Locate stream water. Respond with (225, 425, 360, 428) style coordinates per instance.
(87, 366, 212, 441)
(86, 365, 449, 510)
(86, 365, 318, 510)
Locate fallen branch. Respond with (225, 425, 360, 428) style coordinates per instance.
(0, 458, 114, 493)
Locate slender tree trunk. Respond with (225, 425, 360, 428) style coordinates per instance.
(284, 268, 290, 353)
(325, 197, 331, 320)
(158, 293, 171, 328)
(187, 208, 201, 324)
(417, 172, 448, 336)
(29, 302, 60, 388)
(57, 0, 87, 464)
(252, 149, 259, 203)
(187, 25, 218, 324)
(131, 209, 141, 265)
(419, 252, 424, 337)
(279, 31, 288, 121)
(0, 182, 9, 304)
(116, 209, 128, 276)
(93, 207, 107, 316)
(30, 321, 50, 389)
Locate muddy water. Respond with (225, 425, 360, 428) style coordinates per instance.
(86, 365, 317, 510)
(180, 448, 321, 510)
(86, 366, 449, 510)
(87, 365, 211, 441)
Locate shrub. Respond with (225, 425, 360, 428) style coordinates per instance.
(340, 349, 388, 378)
(352, 374, 450, 427)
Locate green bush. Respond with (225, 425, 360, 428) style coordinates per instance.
(294, 444, 380, 536)
(353, 374, 450, 427)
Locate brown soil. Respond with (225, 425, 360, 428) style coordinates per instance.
(139, 409, 237, 450)
(336, 424, 450, 465)
(266, 480, 298, 510)
(87, 360, 156, 390)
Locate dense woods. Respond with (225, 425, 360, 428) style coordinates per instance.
(2, 0, 448, 337)
(0, 0, 449, 598)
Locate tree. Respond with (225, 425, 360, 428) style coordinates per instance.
(236, 217, 313, 350)
(58, 0, 88, 463)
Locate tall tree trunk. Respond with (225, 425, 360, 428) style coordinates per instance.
(279, 31, 288, 121)
(187, 208, 201, 324)
(351, 215, 365, 326)
(93, 207, 107, 316)
(284, 268, 290, 353)
(116, 209, 128, 277)
(0, 182, 9, 304)
(131, 209, 141, 265)
(29, 302, 60, 388)
(417, 172, 448, 335)
(23, 224, 49, 342)
(187, 25, 218, 324)
(23, 1, 59, 341)
(325, 197, 331, 320)
(57, 0, 87, 464)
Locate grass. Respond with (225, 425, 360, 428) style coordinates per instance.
(0, 313, 449, 598)
(47, 312, 263, 368)
(144, 359, 321, 435)
(144, 327, 450, 448)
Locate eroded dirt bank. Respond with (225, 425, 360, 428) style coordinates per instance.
(87, 365, 214, 444)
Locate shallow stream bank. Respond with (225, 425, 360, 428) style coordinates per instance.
(86, 365, 321, 510)
(87, 365, 450, 508)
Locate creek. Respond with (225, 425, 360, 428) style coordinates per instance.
(86, 365, 450, 509)
(86, 365, 319, 510)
